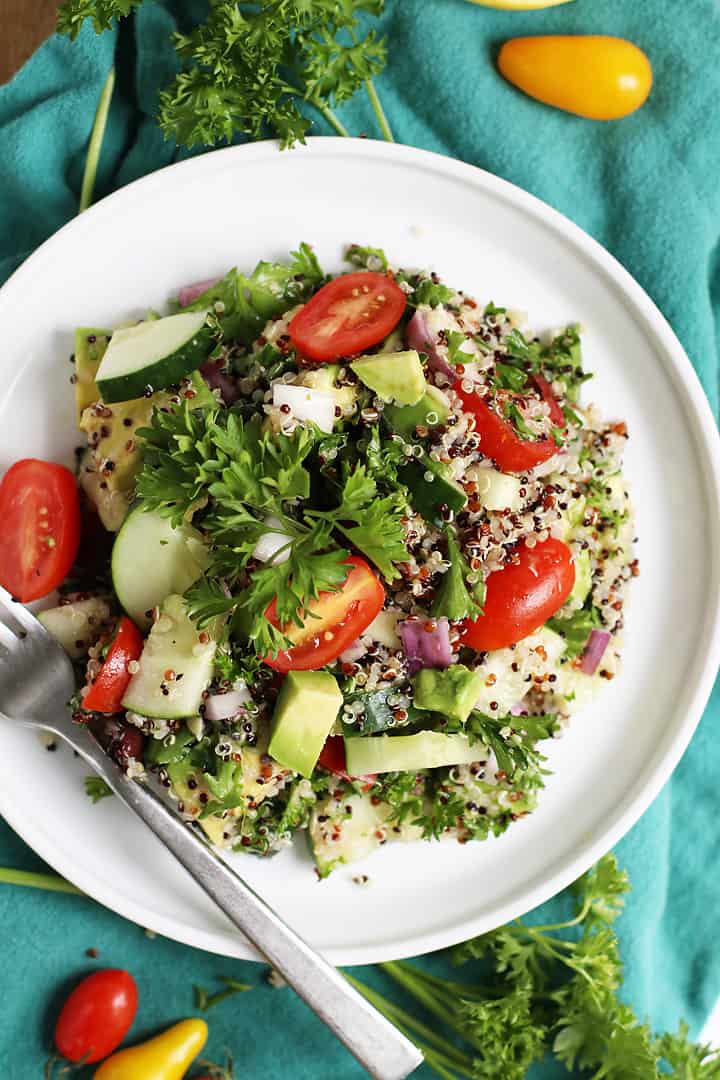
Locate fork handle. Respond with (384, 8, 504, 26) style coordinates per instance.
(75, 743, 422, 1080)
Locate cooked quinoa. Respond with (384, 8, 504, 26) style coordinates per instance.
(47, 243, 636, 877)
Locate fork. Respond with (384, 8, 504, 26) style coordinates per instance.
(0, 586, 423, 1080)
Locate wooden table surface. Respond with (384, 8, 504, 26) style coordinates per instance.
(0, 0, 59, 85)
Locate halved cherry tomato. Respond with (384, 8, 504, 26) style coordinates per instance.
(54, 969, 138, 1064)
(462, 537, 575, 652)
(83, 616, 144, 714)
(0, 458, 81, 601)
(457, 385, 561, 473)
(264, 556, 385, 672)
(318, 735, 349, 775)
(530, 374, 566, 426)
(288, 271, 406, 361)
(318, 735, 376, 785)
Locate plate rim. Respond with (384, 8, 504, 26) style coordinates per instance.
(1, 136, 719, 965)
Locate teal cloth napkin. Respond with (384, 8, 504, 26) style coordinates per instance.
(1, 2, 719, 1075)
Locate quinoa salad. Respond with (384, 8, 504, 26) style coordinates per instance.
(1, 243, 637, 878)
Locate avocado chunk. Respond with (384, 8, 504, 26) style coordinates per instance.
(344, 731, 482, 776)
(398, 454, 467, 524)
(269, 670, 343, 778)
(79, 371, 212, 532)
(568, 549, 592, 606)
(308, 790, 423, 877)
(412, 664, 484, 725)
(300, 364, 358, 416)
(74, 328, 111, 426)
(38, 596, 113, 659)
(351, 349, 425, 406)
(384, 385, 450, 440)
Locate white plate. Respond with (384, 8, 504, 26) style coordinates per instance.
(1, 139, 719, 965)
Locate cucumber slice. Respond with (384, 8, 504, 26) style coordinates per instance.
(344, 731, 482, 776)
(475, 467, 523, 512)
(112, 508, 209, 631)
(309, 790, 423, 877)
(38, 597, 112, 658)
(399, 454, 467, 523)
(122, 595, 216, 719)
(96, 310, 212, 403)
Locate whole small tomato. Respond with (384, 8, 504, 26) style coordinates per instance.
(498, 35, 653, 120)
(54, 969, 138, 1064)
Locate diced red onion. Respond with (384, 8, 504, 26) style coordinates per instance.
(340, 638, 367, 664)
(178, 277, 221, 307)
(200, 359, 240, 405)
(579, 629, 611, 675)
(398, 617, 452, 675)
(510, 701, 527, 716)
(205, 682, 253, 722)
(405, 309, 456, 382)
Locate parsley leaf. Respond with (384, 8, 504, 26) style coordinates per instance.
(135, 402, 219, 527)
(57, 0, 140, 37)
(464, 711, 558, 776)
(653, 1023, 720, 1077)
(312, 463, 410, 581)
(413, 279, 456, 308)
(181, 246, 324, 344)
(60, 3, 390, 149)
(548, 605, 602, 659)
(493, 360, 529, 393)
(84, 776, 113, 804)
(431, 529, 484, 621)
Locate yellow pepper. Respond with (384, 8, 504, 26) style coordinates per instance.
(498, 35, 653, 120)
(466, 0, 573, 8)
(93, 1019, 208, 1080)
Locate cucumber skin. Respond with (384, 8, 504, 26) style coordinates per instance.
(97, 325, 214, 404)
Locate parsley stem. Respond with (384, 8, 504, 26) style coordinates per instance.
(343, 973, 472, 1075)
(79, 65, 115, 213)
(317, 104, 350, 138)
(382, 962, 485, 1054)
(194, 978, 252, 1011)
(528, 896, 593, 933)
(364, 78, 394, 142)
(0, 867, 83, 895)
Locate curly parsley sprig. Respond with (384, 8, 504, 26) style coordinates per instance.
(57, 0, 393, 148)
(343, 855, 720, 1080)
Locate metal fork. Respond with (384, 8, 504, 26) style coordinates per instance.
(0, 586, 422, 1080)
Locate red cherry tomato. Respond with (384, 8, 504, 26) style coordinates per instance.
(462, 538, 575, 652)
(288, 272, 406, 361)
(456, 386, 562, 473)
(530, 374, 566, 426)
(264, 556, 385, 672)
(318, 736, 376, 785)
(0, 458, 81, 601)
(54, 969, 138, 1064)
(83, 617, 144, 714)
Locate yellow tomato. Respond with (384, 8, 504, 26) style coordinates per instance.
(93, 1019, 208, 1080)
(498, 35, 652, 120)
(467, 0, 573, 8)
